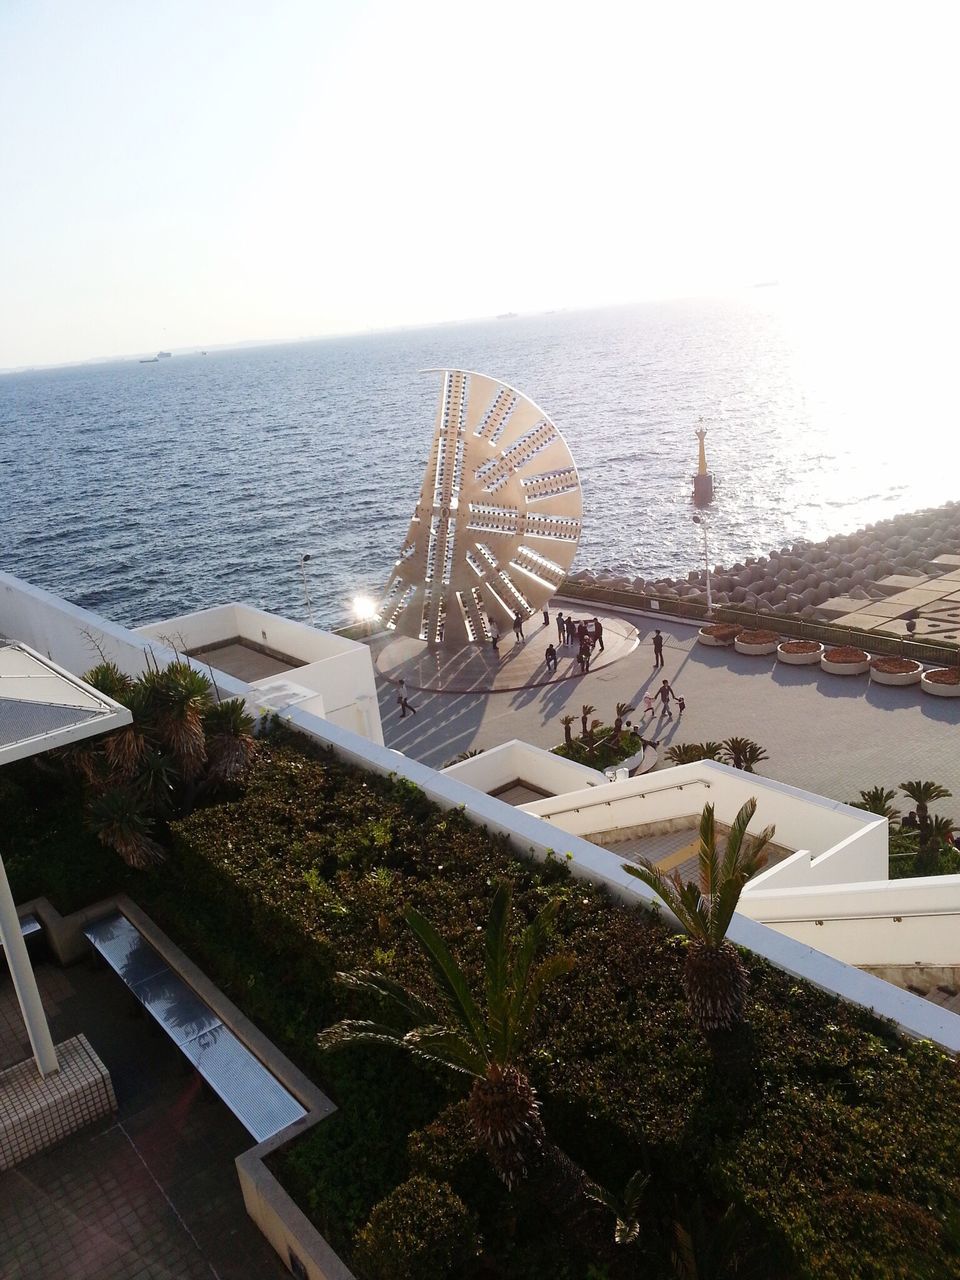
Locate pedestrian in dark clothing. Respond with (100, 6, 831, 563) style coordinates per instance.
(592, 617, 604, 652)
(513, 610, 524, 641)
(676, 695, 685, 715)
(566, 616, 577, 644)
(543, 607, 550, 627)
(545, 643, 557, 672)
(902, 810, 918, 830)
(577, 622, 587, 646)
(490, 624, 500, 654)
(652, 629, 664, 668)
(556, 611, 565, 643)
(580, 639, 592, 673)
(657, 678, 674, 718)
(397, 679, 417, 718)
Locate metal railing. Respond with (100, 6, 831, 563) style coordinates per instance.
(557, 581, 960, 667)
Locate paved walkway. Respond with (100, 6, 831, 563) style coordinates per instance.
(0, 962, 287, 1280)
(376, 607, 960, 810)
(374, 609, 637, 693)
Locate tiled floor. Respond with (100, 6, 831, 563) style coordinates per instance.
(188, 642, 298, 684)
(0, 961, 288, 1279)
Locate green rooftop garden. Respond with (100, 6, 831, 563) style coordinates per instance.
(4, 726, 960, 1279)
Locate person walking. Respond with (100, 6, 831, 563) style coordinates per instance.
(566, 616, 577, 645)
(652, 628, 664, 668)
(397, 679, 417, 718)
(657, 677, 675, 718)
(545, 643, 557, 672)
(642, 693, 656, 719)
(591, 616, 605, 652)
(676, 694, 685, 716)
(579, 638, 592, 673)
(556, 611, 566, 643)
(513, 610, 524, 641)
(490, 623, 500, 654)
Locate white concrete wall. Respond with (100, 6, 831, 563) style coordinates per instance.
(280, 704, 960, 1053)
(739, 875, 960, 966)
(521, 761, 887, 880)
(138, 603, 383, 746)
(0, 572, 249, 699)
(441, 740, 605, 795)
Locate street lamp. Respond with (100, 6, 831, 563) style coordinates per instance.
(692, 515, 712, 616)
(299, 553, 314, 626)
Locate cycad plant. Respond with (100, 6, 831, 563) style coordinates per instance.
(140, 661, 213, 779)
(318, 883, 574, 1190)
(560, 714, 576, 747)
(720, 738, 768, 773)
(623, 800, 774, 1033)
(900, 780, 951, 828)
(580, 704, 596, 738)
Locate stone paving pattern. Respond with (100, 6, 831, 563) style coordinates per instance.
(0, 961, 287, 1280)
(377, 605, 960, 809)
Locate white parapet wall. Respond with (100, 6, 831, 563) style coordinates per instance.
(441, 739, 605, 795)
(136, 603, 383, 746)
(739, 875, 960, 966)
(519, 761, 888, 877)
(0, 571, 249, 698)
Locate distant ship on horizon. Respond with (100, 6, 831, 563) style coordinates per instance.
(139, 356, 159, 364)
(496, 311, 518, 320)
(157, 351, 172, 358)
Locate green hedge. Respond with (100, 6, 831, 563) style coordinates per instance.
(6, 732, 960, 1279)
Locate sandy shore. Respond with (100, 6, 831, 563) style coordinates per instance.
(568, 501, 960, 619)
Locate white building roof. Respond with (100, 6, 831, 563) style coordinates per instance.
(0, 642, 132, 763)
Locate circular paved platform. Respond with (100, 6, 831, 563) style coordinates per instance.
(374, 610, 639, 694)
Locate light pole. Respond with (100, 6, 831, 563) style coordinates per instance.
(299, 553, 314, 626)
(692, 515, 712, 616)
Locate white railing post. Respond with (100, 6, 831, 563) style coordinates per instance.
(0, 856, 59, 1076)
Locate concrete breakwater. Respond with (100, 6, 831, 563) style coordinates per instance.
(567, 501, 960, 620)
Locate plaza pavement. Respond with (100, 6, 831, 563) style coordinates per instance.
(375, 606, 960, 812)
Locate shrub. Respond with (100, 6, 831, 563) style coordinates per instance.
(353, 1176, 481, 1280)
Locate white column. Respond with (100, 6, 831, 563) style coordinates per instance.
(0, 855, 59, 1076)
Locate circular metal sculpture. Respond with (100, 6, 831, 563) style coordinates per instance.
(379, 369, 583, 648)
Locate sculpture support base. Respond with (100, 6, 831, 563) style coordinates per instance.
(693, 473, 714, 505)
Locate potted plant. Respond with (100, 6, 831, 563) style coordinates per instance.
(869, 656, 923, 687)
(776, 639, 825, 666)
(734, 628, 780, 656)
(821, 645, 870, 675)
(920, 667, 960, 698)
(697, 623, 740, 647)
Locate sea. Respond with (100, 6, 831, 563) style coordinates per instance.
(1, 290, 955, 630)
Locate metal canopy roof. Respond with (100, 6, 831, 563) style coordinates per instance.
(0, 642, 132, 764)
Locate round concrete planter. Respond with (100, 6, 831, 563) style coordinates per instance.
(869, 659, 923, 686)
(921, 669, 960, 698)
(777, 642, 824, 665)
(735, 636, 779, 656)
(698, 627, 738, 647)
(821, 654, 870, 676)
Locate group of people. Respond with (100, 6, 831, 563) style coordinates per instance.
(639, 677, 685, 721)
(551, 611, 605, 674)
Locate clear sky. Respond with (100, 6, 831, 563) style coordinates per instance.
(1, 0, 956, 368)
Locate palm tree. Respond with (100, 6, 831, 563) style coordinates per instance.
(587, 718, 603, 750)
(719, 738, 768, 773)
(622, 800, 774, 1033)
(139, 661, 213, 779)
(667, 743, 707, 765)
(849, 787, 900, 820)
(85, 786, 164, 868)
(700, 742, 723, 761)
(317, 883, 574, 1189)
(203, 698, 256, 784)
(560, 714, 576, 747)
(580, 704, 596, 739)
(900, 780, 951, 826)
(611, 702, 635, 748)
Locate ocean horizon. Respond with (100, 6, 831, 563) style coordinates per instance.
(1, 290, 955, 631)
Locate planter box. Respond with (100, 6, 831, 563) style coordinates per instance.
(921, 670, 960, 698)
(870, 662, 923, 687)
(821, 656, 870, 676)
(698, 629, 736, 647)
(735, 638, 779, 656)
(777, 643, 825, 666)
